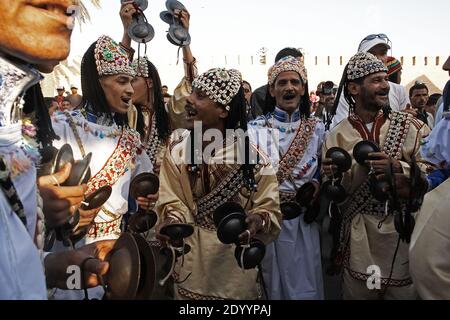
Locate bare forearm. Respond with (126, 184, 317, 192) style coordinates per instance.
(183, 45, 194, 64)
(121, 31, 132, 49)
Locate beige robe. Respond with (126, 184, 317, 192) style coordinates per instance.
(409, 178, 450, 299)
(156, 130, 282, 300)
(323, 112, 431, 290)
(167, 60, 198, 130)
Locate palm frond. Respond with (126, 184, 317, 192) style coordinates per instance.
(76, 0, 102, 25)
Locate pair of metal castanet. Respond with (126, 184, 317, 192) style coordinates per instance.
(122, 0, 191, 47)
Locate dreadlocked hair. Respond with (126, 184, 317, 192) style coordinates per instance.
(343, 75, 361, 115)
(135, 59, 171, 142)
(23, 83, 58, 148)
(226, 86, 257, 191)
(328, 64, 348, 130)
(80, 41, 127, 126)
(188, 86, 257, 191)
(264, 80, 311, 119)
(343, 71, 391, 118)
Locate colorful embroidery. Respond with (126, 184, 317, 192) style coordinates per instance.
(87, 215, 122, 239)
(337, 112, 413, 272)
(145, 116, 164, 167)
(195, 165, 244, 231)
(296, 157, 316, 179)
(86, 129, 140, 194)
(276, 118, 318, 184)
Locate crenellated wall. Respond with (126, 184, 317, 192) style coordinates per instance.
(41, 54, 448, 97)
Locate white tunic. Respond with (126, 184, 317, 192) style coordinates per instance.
(421, 117, 450, 166)
(249, 107, 325, 300)
(0, 57, 47, 299)
(51, 110, 152, 300)
(52, 110, 153, 243)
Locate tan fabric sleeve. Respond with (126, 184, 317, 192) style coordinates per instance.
(245, 162, 282, 245)
(155, 146, 189, 224)
(167, 58, 198, 130)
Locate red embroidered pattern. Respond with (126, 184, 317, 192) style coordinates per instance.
(87, 215, 122, 239)
(348, 111, 386, 144)
(276, 118, 318, 184)
(86, 129, 140, 194)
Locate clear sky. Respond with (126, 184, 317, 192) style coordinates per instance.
(71, 0, 450, 57)
(67, 0, 449, 88)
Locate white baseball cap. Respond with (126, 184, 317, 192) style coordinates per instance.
(56, 85, 65, 90)
(358, 34, 391, 53)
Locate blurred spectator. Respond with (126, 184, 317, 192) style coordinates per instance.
(242, 80, 255, 120)
(386, 56, 402, 84)
(67, 84, 83, 109)
(426, 93, 442, 118)
(61, 98, 72, 111)
(410, 81, 434, 129)
(54, 85, 65, 108)
(315, 81, 336, 125)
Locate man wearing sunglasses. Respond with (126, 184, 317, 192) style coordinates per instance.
(330, 34, 410, 129)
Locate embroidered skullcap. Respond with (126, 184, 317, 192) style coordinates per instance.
(346, 52, 387, 81)
(192, 68, 242, 107)
(386, 56, 402, 76)
(132, 57, 150, 78)
(268, 56, 307, 86)
(94, 35, 135, 77)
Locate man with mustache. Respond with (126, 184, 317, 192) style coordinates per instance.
(0, 0, 115, 299)
(249, 56, 325, 299)
(322, 52, 431, 299)
(330, 34, 410, 129)
(409, 82, 434, 129)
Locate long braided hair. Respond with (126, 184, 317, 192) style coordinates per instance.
(135, 58, 171, 142)
(189, 86, 257, 191)
(23, 83, 58, 148)
(80, 41, 128, 126)
(226, 86, 257, 191)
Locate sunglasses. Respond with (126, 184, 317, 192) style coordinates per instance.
(359, 33, 392, 54)
(362, 34, 390, 42)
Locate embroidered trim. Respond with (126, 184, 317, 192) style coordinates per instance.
(178, 287, 224, 300)
(86, 129, 140, 194)
(279, 191, 296, 203)
(382, 112, 412, 160)
(337, 111, 413, 268)
(276, 118, 317, 184)
(144, 115, 164, 167)
(194, 165, 244, 231)
(87, 215, 122, 239)
(345, 267, 413, 287)
(348, 111, 386, 144)
(101, 206, 120, 219)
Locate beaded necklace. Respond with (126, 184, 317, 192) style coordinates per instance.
(144, 115, 163, 167)
(61, 110, 122, 140)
